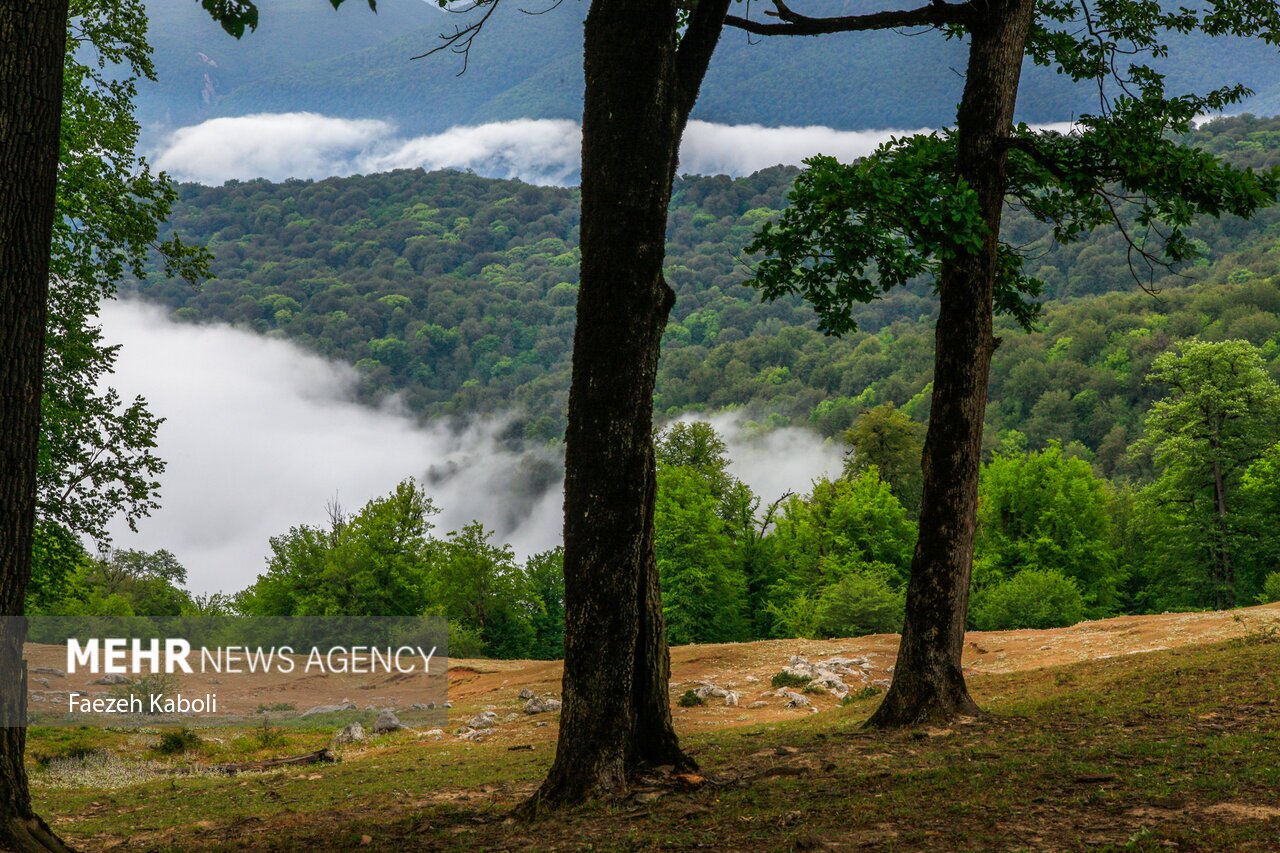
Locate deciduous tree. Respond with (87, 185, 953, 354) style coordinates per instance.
(730, 0, 1280, 726)
(1131, 340, 1280, 608)
(0, 0, 73, 845)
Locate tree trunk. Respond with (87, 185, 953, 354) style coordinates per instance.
(0, 1, 74, 850)
(528, 0, 686, 806)
(868, 0, 1036, 729)
(527, 0, 727, 808)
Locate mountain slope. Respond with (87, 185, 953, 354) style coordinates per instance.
(129, 117, 1280, 478)
(138, 0, 1280, 138)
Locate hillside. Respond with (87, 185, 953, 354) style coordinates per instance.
(138, 0, 1280, 138)
(27, 603, 1280, 850)
(133, 115, 1280, 471)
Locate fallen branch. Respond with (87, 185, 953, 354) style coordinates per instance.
(210, 749, 336, 775)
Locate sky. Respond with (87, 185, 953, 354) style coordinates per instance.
(97, 300, 842, 595)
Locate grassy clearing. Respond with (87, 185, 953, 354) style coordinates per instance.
(29, 635, 1280, 851)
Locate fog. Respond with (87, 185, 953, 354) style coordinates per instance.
(98, 301, 841, 594)
(151, 112, 938, 186)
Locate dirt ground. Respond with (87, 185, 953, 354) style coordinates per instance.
(25, 601, 1280, 734)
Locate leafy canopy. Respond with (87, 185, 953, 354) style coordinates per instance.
(42, 0, 210, 543)
(748, 0, 1280, 335)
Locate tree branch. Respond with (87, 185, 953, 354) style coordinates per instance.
(675, 0, 733, 124)
(724, 0, 971, 36)
(412, 0, 502, 76)
(1003, 136, 1070, 181)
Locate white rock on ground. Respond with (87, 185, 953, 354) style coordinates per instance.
(335, 721, 367, 744)
(467, 710, 499, 728)
(522, 696, 562, 715)
(373, 708, 404, 734)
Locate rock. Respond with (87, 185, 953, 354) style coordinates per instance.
(783, 691, 812, 709)
(32, 667, 65, 678)
(518, 688, 535, 701)
(93, 673, 132, 685)
(299, 701, 357, 718)
(781, 664, 814, 681)
(373, 709, 404, 734)
(724, 691, 740, 707)
(335, 721, 367, 744)
(809, 671, 849, 697)
(522, 697, 561, 715)
(748, 700, 768, 709)
(409, 703, 435, 711)
(422, 728, 445, 739)
(815, 656, 871, 675)
(34, 678, 50, 689)
(458, 727, 492, 741)
(503, 713, 520, 722)
(693, 683, 728, 699)
(468, 710, 499, 729)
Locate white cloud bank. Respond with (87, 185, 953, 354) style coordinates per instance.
(152, 112, 943, 186)
(99, 301, 840, 594)
(155, 113, 395, 184)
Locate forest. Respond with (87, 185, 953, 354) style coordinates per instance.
(5, 0, 1280, 848)
(30, 115, 1268, 657)
(131, 116, 1280, 458)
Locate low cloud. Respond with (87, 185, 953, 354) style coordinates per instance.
(153, 113, 394, 185)
(151, 113, 1103, 187)
(679, 120, 929, 176)
(98, 302, 839, 594)
(361, 118, 583, 185)
(150, 113, 948, 186)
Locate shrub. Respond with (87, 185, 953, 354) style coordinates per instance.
(840, 686, 882, 705)
(677, 690, 704, 707)
(770, 671, 811, 689)
(255, 702, 296, 714)
(1258, 572, 1280, 604)
(255, 719, 286, 748)
(813, 570, 905, 638)
(971, 569, 1086, 630)
(111, 672, 180, 714)
(154, 727, 202, 755)
(448, 622, 487, 659)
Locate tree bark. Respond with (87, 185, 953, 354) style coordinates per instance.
(868, 0, 1036, 728)
(528, 0, 727, 808)
(0, 1, 74, 850)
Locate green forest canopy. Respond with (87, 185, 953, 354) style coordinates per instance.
(134, 114, 1280, 477)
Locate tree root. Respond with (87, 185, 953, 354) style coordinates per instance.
(0, 814, 76, 853)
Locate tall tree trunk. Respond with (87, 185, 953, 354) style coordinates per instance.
(0, 1, 74, 850)
(868, 0, 1036, 728)
(530, 0, 687, 806)
(528, 0, 727, 808)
